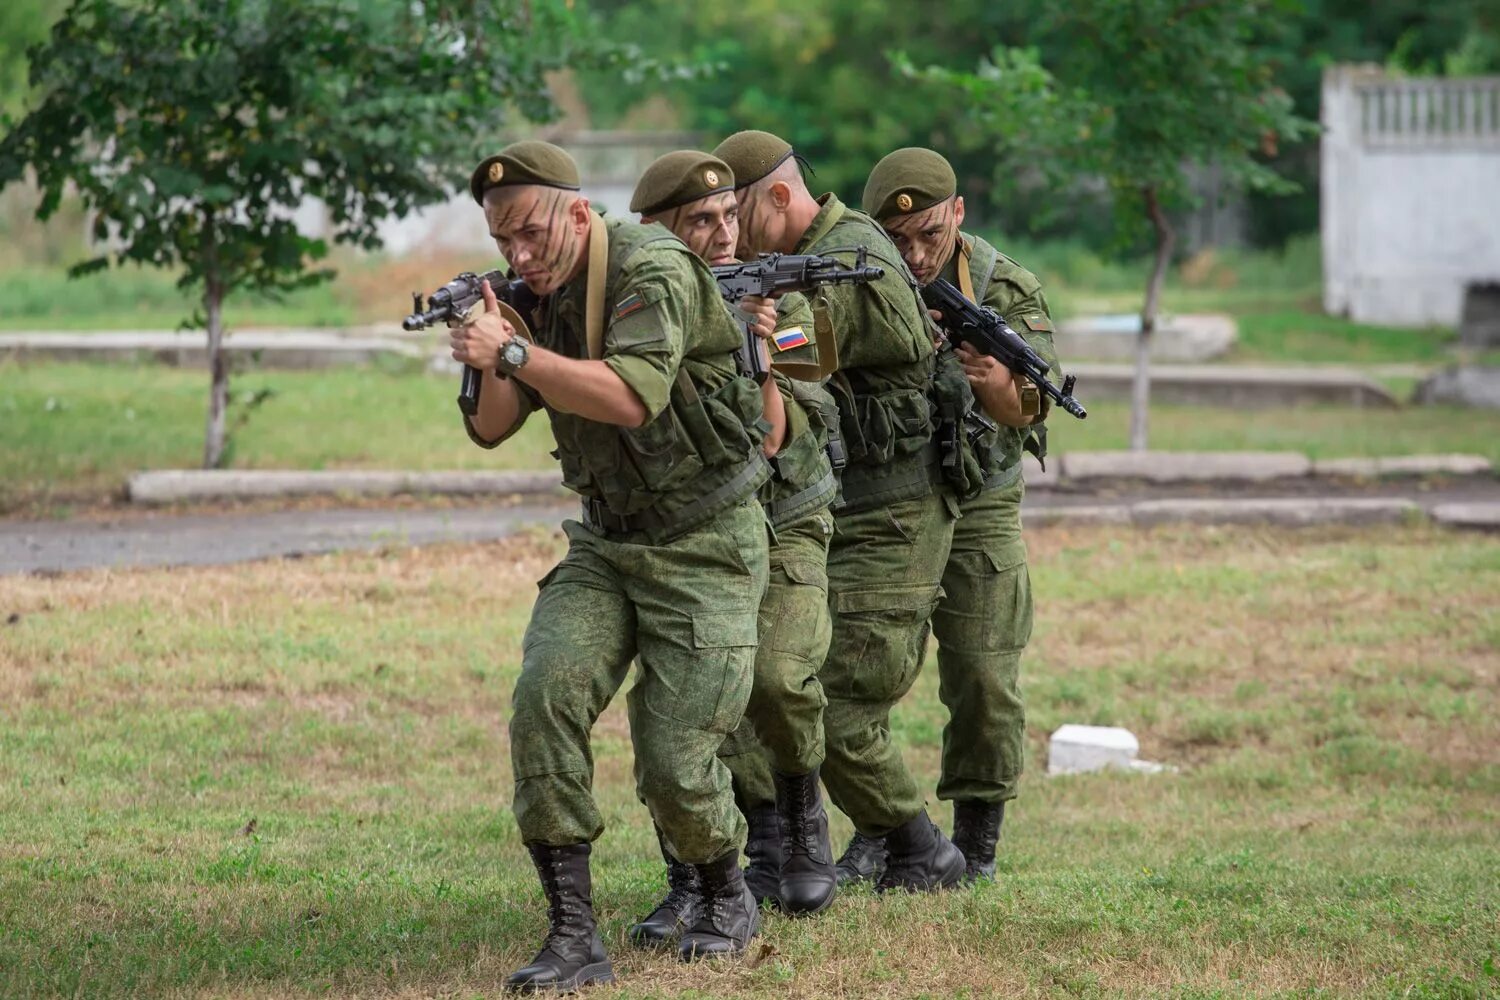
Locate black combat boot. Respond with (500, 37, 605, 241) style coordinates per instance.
(741, 805, 783, 907)
(773, 768, 837, 915)
(875, 810, 966, 893)
(628, 827, 702, 948)
(951, 800, 1006, 882)
(834, 831, 888, 886)
(505, 843, 615, 993)
(678, 850, 760, 962)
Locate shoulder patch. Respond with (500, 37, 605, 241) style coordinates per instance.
(1020, 313, 1053, 333)
(613, 292, 646, 319)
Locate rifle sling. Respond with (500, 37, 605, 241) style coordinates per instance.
(585, 213, 608, 360)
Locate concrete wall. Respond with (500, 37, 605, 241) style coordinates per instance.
(1322, 67, 1500, 327)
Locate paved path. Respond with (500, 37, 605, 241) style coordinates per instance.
(1, 502, 570, 575)
(4, 483, 1497, 576)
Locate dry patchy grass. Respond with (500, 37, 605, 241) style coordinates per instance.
(0, 523, 1496, 998)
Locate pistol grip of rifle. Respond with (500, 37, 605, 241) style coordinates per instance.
(457, 364, 482, 417)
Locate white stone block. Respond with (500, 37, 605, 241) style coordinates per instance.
(1048, 724, 1140, 775)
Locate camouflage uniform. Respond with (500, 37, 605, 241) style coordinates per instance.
(474, 216, 772, 865)
(931, 233, 1058, 805)
(793, 195, 957, 836)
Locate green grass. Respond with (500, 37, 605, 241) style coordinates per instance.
(0, 525, 1495, 997)
(0, 265, 361, 331)
(1048, 399, 1500, 462)
(5, 361, 1498, 515)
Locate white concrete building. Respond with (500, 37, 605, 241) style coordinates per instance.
(1321, 66, 1500, 328)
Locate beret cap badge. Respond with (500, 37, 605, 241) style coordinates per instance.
(704, 168, 719, 187)
(488, 162, 504, 184)
(896, 192, 913, 212)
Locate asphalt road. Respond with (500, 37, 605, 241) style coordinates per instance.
(2, 481, 1496, 576)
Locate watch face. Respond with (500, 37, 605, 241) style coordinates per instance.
(503, 341, 527, 367)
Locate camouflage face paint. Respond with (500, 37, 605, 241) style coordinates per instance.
(881, 197, 959, 286)
(660, 191, 739, 265)
(484, 186, 586, 296)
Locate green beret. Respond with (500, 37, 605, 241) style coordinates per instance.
(712, 130, 796, 190)
(630, 150, 735, 216)
(469, 140, 581, 205)
(862, 147, 957, 220)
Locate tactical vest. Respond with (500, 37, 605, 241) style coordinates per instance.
(541, 219, 770, 543)
(762, 372, 841, 528)
(809, 206, 945, 514)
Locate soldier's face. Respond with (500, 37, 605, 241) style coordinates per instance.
(484, 186, 590, 296)
(654, 192, 740, 266)
(882, 196, 965, 286)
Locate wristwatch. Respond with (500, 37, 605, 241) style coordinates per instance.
(495, 336, 530, 377)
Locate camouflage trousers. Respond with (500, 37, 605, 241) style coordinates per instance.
(931, 478, 1032, 803)
(711, 507, 835, 810)
(818, 490, 958, 836)
(510, 498, 768, 864)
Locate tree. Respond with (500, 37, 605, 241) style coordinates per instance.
(909, 0, 1315, 450)
(0, 0, 610, 467)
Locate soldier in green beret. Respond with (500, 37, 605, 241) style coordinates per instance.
(843, 146, 1061, 884)
(623, 150, 841, 935)
(713, 129, 971, 893)
(451, 139, 771, 986)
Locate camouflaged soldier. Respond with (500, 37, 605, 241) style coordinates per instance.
(714, 130, 970, 893)
(451, 141, 771, 988)
(839, 147, 1061, 884)
(624, 151, 840, 933)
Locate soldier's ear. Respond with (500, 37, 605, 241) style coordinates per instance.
(639, 214, 656, 225)
(769, 181, 793, 211)
(953, 195, 966, 229)
(569, 196, 592, 231)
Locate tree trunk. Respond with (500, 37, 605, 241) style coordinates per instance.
(201, 218, 229, 469)
(1131, 185, 1177, 453)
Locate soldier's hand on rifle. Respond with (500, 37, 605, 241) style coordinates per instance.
(927, 309, 946, 348)
(957, 343, 1029, 428)
(742, 294, 778, 340)
(450, 279, 514, 370)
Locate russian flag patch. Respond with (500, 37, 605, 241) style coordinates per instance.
(772, 326, 809, 352)
(613, 292, 646, 319)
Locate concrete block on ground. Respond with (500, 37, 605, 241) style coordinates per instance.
(1313, 454, 1493, 478)
(1431, 501, 1500, 531)
(1054, 313, 1236, 363)
(1130, 497, 1421, 527)
(1049, 725, 1139, 775)
(128, 469, 565, 504)
(1066, 363, 1399, 408)
(1061, 451, 1312, 483)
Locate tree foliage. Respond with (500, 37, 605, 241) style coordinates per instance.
(907, 0, 1317, 451)
(0, 0, 615, 465)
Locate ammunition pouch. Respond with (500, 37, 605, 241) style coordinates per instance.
(929, 347, 991, 502)
(560, 363, 771, 542)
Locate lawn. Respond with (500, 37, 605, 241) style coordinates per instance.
(4, 361, 1498, 516)
(0, 524, 1495, 997)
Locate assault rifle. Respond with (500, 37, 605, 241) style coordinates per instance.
(712, 250, 885, 382)
(403, 270, 538, 417)
(921, 277, 1087, 419)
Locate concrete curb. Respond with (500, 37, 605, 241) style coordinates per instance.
(1028, 498, 1425, 528)
(1430, 501, 1500, 532)
(125, 452, 1493, 506)
(1043, 451, 1492, 483)
(127, 469, 566, 504)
